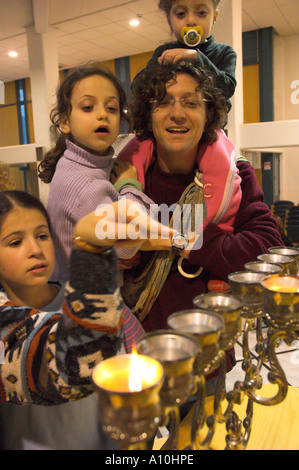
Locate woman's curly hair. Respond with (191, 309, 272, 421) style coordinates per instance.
(129, 61, 227, 145)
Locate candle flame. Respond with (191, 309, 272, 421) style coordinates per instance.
(128, 348, 143, 392)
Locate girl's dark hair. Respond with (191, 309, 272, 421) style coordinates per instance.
(158, 0, 221, 18)
(38, 62, 131, 183)
(0, 191, 51, 233)
(130, 61, 227, 145)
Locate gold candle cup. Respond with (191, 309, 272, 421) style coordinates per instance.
(245, 261, 283, 276)
(228, 271, 267, 319)
(269, 246, 299, 276)
(193, 293, 243, 351)
(257, 253, 293, 274)
(136, 330, 200, 407)
(92, 354, 164, 447)
(167, 309, 224, 376)
(261, 274, 299, 328)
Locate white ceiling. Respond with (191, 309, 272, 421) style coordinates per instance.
(0, 0, 299, 83)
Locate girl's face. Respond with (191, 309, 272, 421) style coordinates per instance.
(60, 74, 121, 156)
(169, 0, 218, 44)
(0, 207, 55, 294)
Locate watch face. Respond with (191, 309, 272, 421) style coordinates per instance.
(175, 236, 187, 248)
(172, 234, 188, 251)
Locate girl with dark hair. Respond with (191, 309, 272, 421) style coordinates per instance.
(38, 63, 148, 282)
(0, 191, 145, 449)
(0, 190, 57, 309)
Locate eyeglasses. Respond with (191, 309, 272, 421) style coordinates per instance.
(149, 97, 209, 111)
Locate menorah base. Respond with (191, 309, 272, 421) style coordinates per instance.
(155, 384, 299, 451)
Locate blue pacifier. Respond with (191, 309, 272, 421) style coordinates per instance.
(181, 26, 203, 47)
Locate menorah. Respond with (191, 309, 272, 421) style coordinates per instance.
(92, 245, 299, 451)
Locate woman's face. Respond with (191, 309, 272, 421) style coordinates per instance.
(0, 207, 55, 294)
(151, 73, 207, 172)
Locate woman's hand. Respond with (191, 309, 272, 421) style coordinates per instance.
(110, 160, 138, 184)
(158, 48, 198, 65)
(73, 199, 174, 250)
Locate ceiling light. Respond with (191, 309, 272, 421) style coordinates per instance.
(130, 19, 140, 27)
(130, 14, 142, 27)
(8, 51, 18, 58)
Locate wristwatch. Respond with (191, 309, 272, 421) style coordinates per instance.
(171, 233, 189, 255)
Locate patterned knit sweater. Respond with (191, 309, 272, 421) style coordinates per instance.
(0, 248, 125, 405)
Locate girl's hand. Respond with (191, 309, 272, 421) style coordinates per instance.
(74, 199, 174, 249)
(110, 160, 138, 184)
(158, 49, 198, 65)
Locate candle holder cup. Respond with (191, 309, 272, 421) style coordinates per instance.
(136, 330, 200, 450)
(167, 309, 224, 377)
(228, 271, 267, 320)
(92, 354, 164, 449)
(136, 330, 199, 408)
(258, 274, 299, 406)
(245, 261, 283, 276)
(227, 272, 269, 403)
(193, 293, 244, 352)
(257, 253, 293, 275)
(167, 309, 225, 450)
(268, 246, 299, 276)
(261, 274, 299, 330)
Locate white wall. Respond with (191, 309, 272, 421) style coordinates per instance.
(274, 34, 299, 203)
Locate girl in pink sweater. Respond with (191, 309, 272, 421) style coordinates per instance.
(38, 63, 152, 282)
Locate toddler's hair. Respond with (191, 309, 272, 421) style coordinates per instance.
(38, 62, 131, 183)
(0, 190, 51, 233)
(158, 0, 221, 18)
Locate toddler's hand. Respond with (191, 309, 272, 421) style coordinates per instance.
(158, 48, 198, 65)
(110, 160, 138, 184)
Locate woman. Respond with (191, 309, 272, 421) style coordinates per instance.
(116, 62, 283, 377)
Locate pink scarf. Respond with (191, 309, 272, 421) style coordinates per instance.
(118, 131, 241, 233)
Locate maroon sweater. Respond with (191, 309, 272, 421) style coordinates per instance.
(131, 160, 283, 333)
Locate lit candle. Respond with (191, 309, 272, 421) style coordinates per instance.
(268, 285, 299, 293)
(92, 353, 164, 393)
(262, 275, 299, 294)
